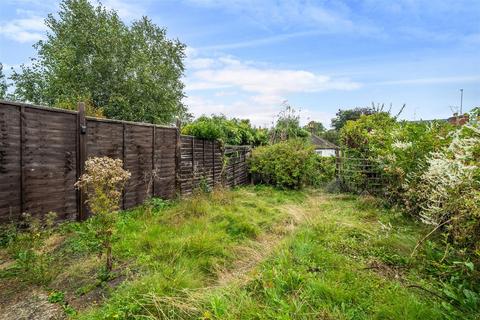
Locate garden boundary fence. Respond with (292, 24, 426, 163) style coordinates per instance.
(0, 100, 250, 224)
(336, 155, 385, 195)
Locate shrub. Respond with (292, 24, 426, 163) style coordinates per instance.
(249, 139, 321, 189)
(75, 157, 130, 272)
(182, 115, 267, 146)
(378, 121, 454, 205)
(339, 112, 454, 197)
(307, 155, 336, 187)
(409, 123, 480, 251)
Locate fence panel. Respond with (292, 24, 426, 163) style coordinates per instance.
(123, 124, 154, 209)
(224, 146, 251, 188)
(153, 127, 177, 199)
(0, 100, 251, 224)
(337, 155, 385, 195)
(0, 104, 21, 223)
(22, 107, 78, 221)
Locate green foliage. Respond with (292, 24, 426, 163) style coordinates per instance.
(0, 63, 8, 99)
(143, 193, 475, 319)
(339, 110, 480, 311)
(48, 290, 77, 316)
(249, 139, 320, 189)
(2, 187, 477, 319)
(304, 120, 325, 135)
(308, 154, 336, 187)
(379, 121, 455, 206)
(182, 115, 267, 146)
(331, 106, 377, 131)
(270, 103, 309, 143)
(4, 212, 58, 285)
(340, 112, 397, 157)
(320, 128, 340, 145)
(10, 0, 187, 124)
(0, 222, 17, 248)
(77, 186, 303, 319)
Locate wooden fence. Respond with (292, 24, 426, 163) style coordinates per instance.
(0, 100, 251, 224)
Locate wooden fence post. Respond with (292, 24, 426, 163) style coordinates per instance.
(212, 141, 215, 186)
(152, 126, 156, 197)
(76, 102, 87, 221)
(335, 149, 341, 183)
(20, 106, 26, 214)
(232, 151, 236, 187)
(175, 119, 181, 196)
(191, 137, 195, 189)
(122, 123, 126, 209)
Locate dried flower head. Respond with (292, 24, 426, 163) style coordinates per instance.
(75, 157, 131, 215)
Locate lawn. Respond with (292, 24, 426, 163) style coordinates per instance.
(0, 186, 477, 319)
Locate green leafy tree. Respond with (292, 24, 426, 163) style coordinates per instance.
(271, 102, 309, 143)
(331, 107, 376, 131)
(0, 63, 8, 99)
(321, 129, 340, 145)
(304, 120, 325, 135)
(11, 0, 187, 123)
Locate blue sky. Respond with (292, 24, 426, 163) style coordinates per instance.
(1, 0, 479, 127)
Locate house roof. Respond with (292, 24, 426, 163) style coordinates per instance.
(310, 134, 339, 149)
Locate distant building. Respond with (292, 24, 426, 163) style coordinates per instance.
(407, 113, 471, 126)
(310, 134, 339, 157)
(448, 113, 470, 126)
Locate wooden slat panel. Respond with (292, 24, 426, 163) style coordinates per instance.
(22, 108, 77, 221)
(86, 120, 123, 159)
(0, 104, 21, 222)
(154, 128, 176, 199)
(124, 124, 153, 208)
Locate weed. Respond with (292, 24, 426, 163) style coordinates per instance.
(75, 157, 130, 272)
(48, 290, 77, 316)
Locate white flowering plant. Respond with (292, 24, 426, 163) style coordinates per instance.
(75, 157, 131, 272)
(408, 123, 480, 251)
(377, 121, 454, 207)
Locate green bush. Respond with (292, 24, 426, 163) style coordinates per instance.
(249, 139, 331, 189)
(182, 115, 268, 146)
(308, 155, 336, 187)
(339, 112, 455, 197)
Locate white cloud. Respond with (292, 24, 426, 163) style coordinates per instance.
(102, 0, 146, 21)
(187, 56, 360, 95)
(184, 95, 281, 127)
(184, 54, 357, 127)
(187, 57, 216, 69)
(0, 16, 46, 43)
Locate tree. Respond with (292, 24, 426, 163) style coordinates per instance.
(11, 0, 187, 123)
(271, 102, 309, 143)
(304, 120, 325, 135)
(321, 129, 340, 145)
(0, 63, 7, 99)
(331, 107, 376, 131)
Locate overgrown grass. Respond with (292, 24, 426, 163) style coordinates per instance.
(1, 187, 478, 319)
(0, 186, 306, 318)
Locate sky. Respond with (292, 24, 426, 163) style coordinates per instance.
(0, 0, 479, 127)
